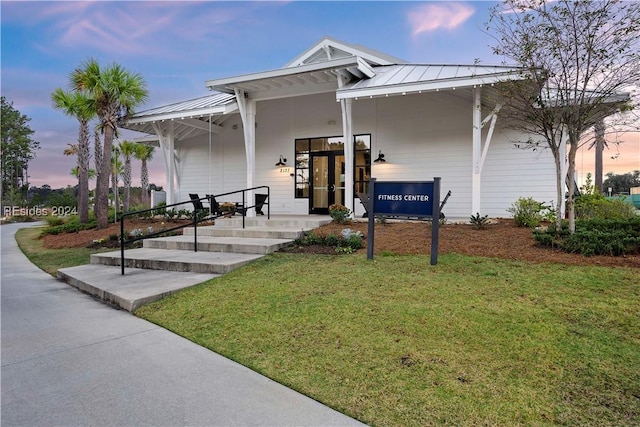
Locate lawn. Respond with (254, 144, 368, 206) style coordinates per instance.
(135, 253, 640, 426)
(15, 227, 111, 276)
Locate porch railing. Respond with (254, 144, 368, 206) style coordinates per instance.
(119, 186, 270, 275)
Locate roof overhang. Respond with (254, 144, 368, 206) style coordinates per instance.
(205, 56, 376, 101)
(120, 93, 238, 140)
(337, 66, 532, 101)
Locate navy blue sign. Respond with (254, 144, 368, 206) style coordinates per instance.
(367, 178, 441, 265)
(373, 181, 434, 217)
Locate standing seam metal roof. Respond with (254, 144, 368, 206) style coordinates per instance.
(131, 93, 236, 119)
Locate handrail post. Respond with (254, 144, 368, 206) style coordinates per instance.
(193, 211, 198, 252)
(267, 186, 270, 219)
(120, 214, 125, 275)
(242, 190, 246, 229)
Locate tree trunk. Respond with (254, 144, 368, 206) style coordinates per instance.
(594, 120, 605, 194)
(94, 129, 102, 173)
(567, 134, 580, 234)
(141, 159, 149, 207)
(77, 119, 90, 223)
(123, 158, 131, 212)
(95, 125, 113, 229)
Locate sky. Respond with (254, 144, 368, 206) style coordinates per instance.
(1, 0, 638, 191)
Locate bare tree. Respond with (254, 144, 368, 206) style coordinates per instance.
(487, 0, 639, 232)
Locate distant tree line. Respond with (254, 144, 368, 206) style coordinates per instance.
(1, 97, 40, 205)
(603, 170, 640, 195)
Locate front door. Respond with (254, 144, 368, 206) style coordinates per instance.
(310, 152, 345, 214)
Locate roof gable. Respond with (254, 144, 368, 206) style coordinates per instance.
(285, 36, 405, 68)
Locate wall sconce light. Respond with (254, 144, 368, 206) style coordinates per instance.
(373, 150, 386, 163)
(275, 155, 287, 167)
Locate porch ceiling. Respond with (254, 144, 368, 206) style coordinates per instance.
(121, 93, 238, 140)
(205, 57, 374, 101)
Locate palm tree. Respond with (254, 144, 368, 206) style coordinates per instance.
(134, 143, 155, 207)
(51, 88, 95, 223)
(119, 140, 136, 212)
(72, 59, 148, 229)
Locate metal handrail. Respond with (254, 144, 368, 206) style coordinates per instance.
(119, 186, 270, 275)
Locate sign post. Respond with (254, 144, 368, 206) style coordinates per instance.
(367, 177, 441, 265)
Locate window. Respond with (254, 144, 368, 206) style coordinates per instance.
(294, 134, 371, 199)
(354, 135, 371, 196)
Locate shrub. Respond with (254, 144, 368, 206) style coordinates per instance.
(44, 215, 65, 227)
(507, 197, 550, 227)
(153, 202, 167, 217)
(342, 233, 364, 250)
(297, 231, 323, 246)
(575, 194, 636, 220)
(329, 204, 351, 224)
(325, 233, 340, 246)
(163, 208, 177, 222)
(40, 218, 96, 236)
(469, 212, 489, 229)
(534, 217, 640, 256)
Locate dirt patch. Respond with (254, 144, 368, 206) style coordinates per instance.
(39, 218, 639, 268)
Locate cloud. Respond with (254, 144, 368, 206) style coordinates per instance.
(408, 3, 475, 36)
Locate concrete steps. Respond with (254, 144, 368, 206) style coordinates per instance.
(143, 235, 293, 254)
(91, 248, 264, 274)
(57, 215, 331, 311)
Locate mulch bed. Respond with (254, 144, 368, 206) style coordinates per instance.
(39, 218, 639, 268)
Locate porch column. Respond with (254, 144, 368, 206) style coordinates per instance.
(153, 122, 177, 205)
(340, 98, 354, 215)
(235, 89, 256, 217)
(472, 88, 482, 215)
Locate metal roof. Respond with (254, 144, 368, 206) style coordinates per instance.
(129, 93, 236, 120)
(337, 64, 530, 100)
(121, 93, 237, 139)
(205, 57, 374, 99)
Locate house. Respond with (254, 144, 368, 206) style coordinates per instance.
(122, 36, 557, 219)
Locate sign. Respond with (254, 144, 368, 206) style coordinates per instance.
(367, 178, 441, 265)
(373, 181, 434, 217)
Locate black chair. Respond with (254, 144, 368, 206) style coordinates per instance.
(190, 193, 222, 217)
(189, 193, 206, 211)
(255, 193, 268, 215)
(356, 192, 369, 218)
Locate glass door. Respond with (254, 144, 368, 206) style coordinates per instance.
(310, 152, 345, 214)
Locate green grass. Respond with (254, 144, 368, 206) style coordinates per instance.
(136, 253, 640, 426)
(14, 227, 640, 425)
(15, 227, 109, 276)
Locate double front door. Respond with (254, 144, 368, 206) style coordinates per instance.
(310, 151, 345, 214)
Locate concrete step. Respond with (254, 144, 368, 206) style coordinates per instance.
(183, 226, 305, 240)
(57, 264, 219, 312)
(213, 215, 332, 229)
(143, 235, 293, 254)
(91, 248, 264, 274)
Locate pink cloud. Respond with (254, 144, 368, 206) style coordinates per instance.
(408, 3, 475, 36)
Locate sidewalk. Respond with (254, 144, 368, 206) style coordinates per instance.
(1, 222, 365, 426)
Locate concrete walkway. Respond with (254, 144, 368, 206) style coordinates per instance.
(1, 222, 365, 426)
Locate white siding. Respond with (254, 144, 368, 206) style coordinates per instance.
(172, 90, 557, 218)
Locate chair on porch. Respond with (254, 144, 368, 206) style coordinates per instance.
(189, 193, 221, 216)
(255, 193, 268, 215)
(356, 192, 369, 218)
